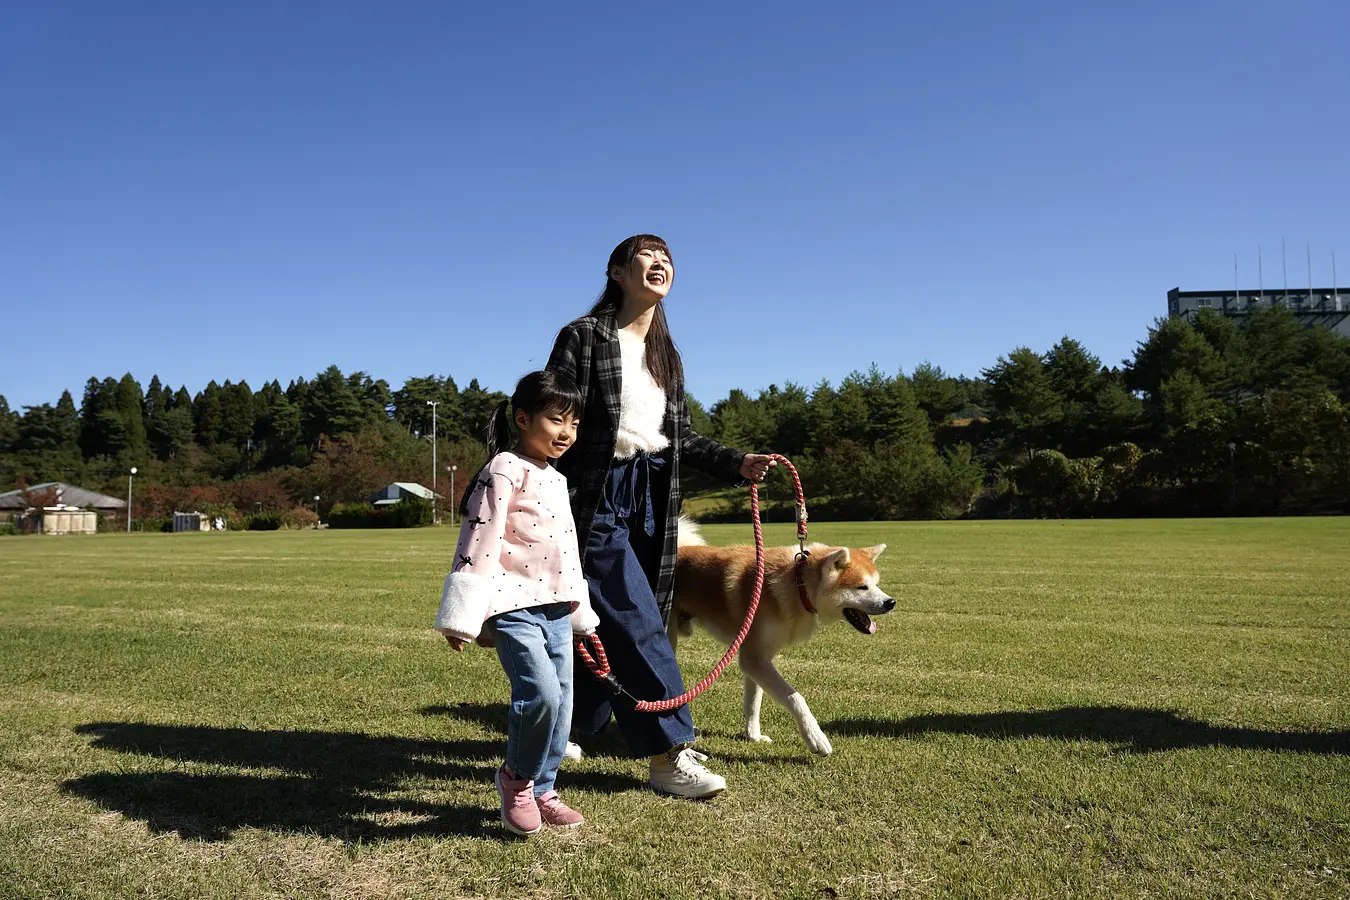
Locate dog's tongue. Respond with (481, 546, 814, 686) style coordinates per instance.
(843, 609, 877, 635)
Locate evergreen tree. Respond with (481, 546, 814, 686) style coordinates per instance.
(764, 382, 811, 457)
(686, 394, 714, 437)
(912, 362, 960, 428)
(1243, 305, 1305, 392)
(1044, 338, 1103, 404)
(254, 380, 303, 467)
(861, 367, 928, 449)
(983, 348, 1062, 460)
(172, 385, 193, 412)
(303, 366, 366, 444)
(807, 380, 838, 453)
(1125, 317, 1226, 403)
(218, 380, 256, 447)
(14, 393, 82, 478)
(158, 406, 196, 459)
(346, 371, 392, 426)
(393, 375, 464, 439)
(710, 388, 773, 451)
(460, 379, 508, 442)
(830, 373, 872, 446)
(143, 376, 166, 420)
(194, 381, 225, 446)
(0, 396, 17, 452)
(115, 373, 148, 461)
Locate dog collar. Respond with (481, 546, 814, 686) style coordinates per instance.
(794, 550, 817, 615)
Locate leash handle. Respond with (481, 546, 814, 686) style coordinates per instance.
(576, 453, 806, 713)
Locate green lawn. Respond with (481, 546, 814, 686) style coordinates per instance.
(0, 520, 1346, 899)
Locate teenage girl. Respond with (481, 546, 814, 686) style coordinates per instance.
(434, 370, 599, 835)
(548, 235, 776, 799)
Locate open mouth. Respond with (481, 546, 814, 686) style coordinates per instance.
(646, 271, 665, 285)
(842, 608, 876, 635)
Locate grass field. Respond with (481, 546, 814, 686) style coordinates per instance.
(0, 519, 1347, 899)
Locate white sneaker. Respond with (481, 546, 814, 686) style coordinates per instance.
(649, 746, 726, 799)
(562, 741, 583, 762)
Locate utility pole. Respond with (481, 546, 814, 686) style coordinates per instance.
(426, 400, 439, 524)
(126, 467, 137, 533)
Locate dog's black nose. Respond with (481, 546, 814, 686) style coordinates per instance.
(882, 598, 895, 611)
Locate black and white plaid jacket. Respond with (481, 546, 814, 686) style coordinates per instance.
(547, 313, 744, 625)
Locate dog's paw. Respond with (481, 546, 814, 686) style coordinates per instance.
(745, 732, 773, 744)
(802, 725, 833, 756)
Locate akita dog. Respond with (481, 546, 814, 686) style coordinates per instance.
(670, 520, 894, 756)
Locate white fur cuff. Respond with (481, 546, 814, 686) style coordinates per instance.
(434, 572, 492, 640)
(571, 601, 600, 636)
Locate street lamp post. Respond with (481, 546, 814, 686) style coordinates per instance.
(313, 495, 321, 527)
(426, 400, 439, 524)
(449, 465, 457, 527)
(126, 467, 137, 533)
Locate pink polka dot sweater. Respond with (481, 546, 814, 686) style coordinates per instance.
(434, 451, 598, 642)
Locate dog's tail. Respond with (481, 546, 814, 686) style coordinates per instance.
(676, 514, 706, 547)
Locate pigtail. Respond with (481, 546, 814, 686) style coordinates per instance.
(459, 400, 513, 516)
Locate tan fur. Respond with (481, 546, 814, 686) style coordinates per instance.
(670, 526, 894, 756)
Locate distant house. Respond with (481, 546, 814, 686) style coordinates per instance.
(367, 482, 442, 508)
(0, 482, 126, 524)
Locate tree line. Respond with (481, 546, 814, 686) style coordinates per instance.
(3, 305, 1348, 522)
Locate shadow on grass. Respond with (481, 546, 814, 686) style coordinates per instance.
(422, 703, 820, 765)
(63, 721, 644, 842)
(826, 706, 1350, 755)
(421, 702, 635, 759)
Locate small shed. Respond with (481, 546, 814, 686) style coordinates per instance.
(172, 511, 212, 532)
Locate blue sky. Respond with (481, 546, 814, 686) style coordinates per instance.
(3, 1, 1348, 412)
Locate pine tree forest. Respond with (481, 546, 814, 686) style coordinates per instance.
(4, 307, 1349, 528)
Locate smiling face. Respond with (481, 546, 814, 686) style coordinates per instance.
(611, 244, 674, 305)
(514, 406, 580, 462)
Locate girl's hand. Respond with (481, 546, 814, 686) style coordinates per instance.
(445, 635, 470, 652)
(739, 454, 777, 483)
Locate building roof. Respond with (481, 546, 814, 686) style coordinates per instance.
(0, 482, 127, 510)
(390, 482, 442, 500)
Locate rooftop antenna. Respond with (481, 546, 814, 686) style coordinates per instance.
(1258, 246, 1264, 301)
(1307, 243, 1313, 308)
(1282, 237, 1289, 303)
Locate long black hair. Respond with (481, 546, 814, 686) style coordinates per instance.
(458, 369, 583, 515)
(588, 234, 684, 391)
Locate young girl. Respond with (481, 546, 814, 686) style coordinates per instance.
(434, 370, 599, 836)
(547, 235, 777, 799)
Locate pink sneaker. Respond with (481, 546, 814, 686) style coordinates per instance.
(535, 791, 584, 829)
(495, 766, 542, 836)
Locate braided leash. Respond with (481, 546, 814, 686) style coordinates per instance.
(576, 454, 807, 712)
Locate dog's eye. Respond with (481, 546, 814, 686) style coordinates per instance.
(856, 585, 868, 591)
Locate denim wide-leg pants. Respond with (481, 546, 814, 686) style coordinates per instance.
(572, 453, 696, 758)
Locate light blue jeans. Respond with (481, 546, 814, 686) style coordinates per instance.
(490, 602, 573, 796)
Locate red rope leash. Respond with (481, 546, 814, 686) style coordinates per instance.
(576, 454, 807, 713)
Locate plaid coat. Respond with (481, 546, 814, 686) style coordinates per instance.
(547, 314, 745, 625)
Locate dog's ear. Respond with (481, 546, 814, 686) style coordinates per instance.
(864, 543, 887, 559)
(826, 547, 851, 570)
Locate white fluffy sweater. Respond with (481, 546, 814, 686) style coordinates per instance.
(614, 330, 670, 459)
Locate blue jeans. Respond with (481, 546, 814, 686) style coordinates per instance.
(573, 454, 697, 758)
(490, 602, 573, 795)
